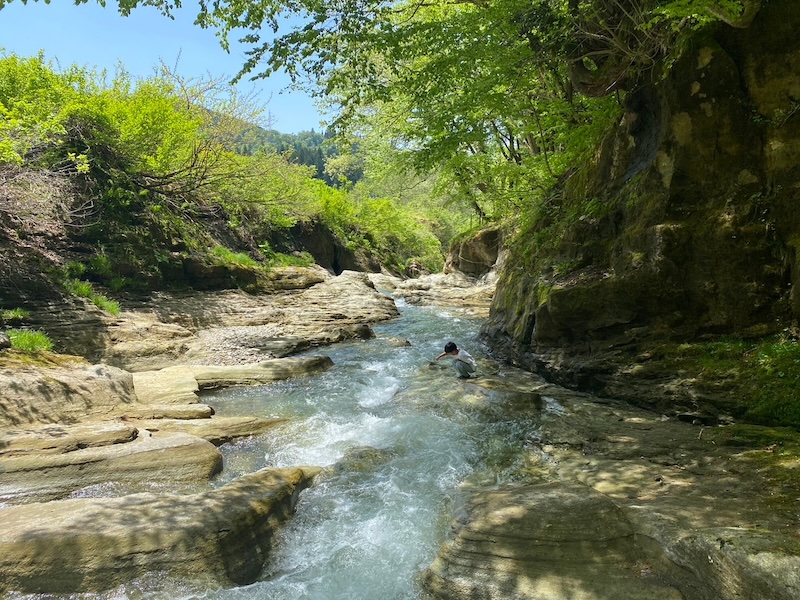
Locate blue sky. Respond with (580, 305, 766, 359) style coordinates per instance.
(0, 1, 325, 133)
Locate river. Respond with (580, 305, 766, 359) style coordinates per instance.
(23, 298, 546, 600)
(202, 299, 542, 600)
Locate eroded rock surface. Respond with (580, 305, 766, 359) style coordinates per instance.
(424, 375, 800, 600)
(0, 466, 320, 594)
(425, 483, 684, 600)
(99, 269, 398, 371)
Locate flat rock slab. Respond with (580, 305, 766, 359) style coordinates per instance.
(131, 415, 286, 446)
(131, 355, 335, 405)
(424, 483, 684, 600)
(0, 466, 321, 594)
(0, 421, 138, 457)
(117, 403, 215, 420)
(189, 355, 334, 389)
(0, 430, 222, 503)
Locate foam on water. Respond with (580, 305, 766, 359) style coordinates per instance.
(16, 302, 543, 600)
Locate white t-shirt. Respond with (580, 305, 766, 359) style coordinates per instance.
(456, 349, 476, 369)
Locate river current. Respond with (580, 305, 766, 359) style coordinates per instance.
(25, 298, 545, 600)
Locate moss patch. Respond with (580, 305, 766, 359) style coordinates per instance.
(642, 335, 800, 429)
(710, 424, 800, 517)
(0, 349, 88, 369)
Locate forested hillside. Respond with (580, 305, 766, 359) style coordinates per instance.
(234, 127, 358, 186)
(0, 53, 468, 311)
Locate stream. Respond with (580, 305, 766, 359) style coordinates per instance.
(30, 299, 546, 600)
(200, 299, 543, 600)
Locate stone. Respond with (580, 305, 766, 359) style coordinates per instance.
(117, 403, 215, 420)
(0, 421, 138, 457)
(392, 272, 495, 317)
(188, 355, 335, 389)
(423, 482, 684, 600)
(130, 415, 285, 446)
(0, 362, 138, 427)
(131, 366, 200, 404)
(102, 271, 398, 370)
(0, 466, 321, 594)
(0, 430, 222, 503)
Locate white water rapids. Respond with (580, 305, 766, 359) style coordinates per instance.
(21, 299, 548, 600)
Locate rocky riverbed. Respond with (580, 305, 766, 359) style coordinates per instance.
(0, 267, 797, 599)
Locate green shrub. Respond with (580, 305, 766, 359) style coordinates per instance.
(268, 251, 315, 268)
(64, 278, 94, 297)
(8, 329, 53, 353)
(88, 253, 114, 279)
(64, 261, 87, 278)
(93, 295, 121, 316)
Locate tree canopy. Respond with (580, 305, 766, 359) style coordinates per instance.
(2, 0, 764, 225)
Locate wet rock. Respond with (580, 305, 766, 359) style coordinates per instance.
(420, 367, 800, 600)
(0, 466, 320, 594)
(130, 415, 285, 446)
(323, 446, 397, 477)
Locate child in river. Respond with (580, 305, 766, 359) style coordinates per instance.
(434, 341, 477, 379)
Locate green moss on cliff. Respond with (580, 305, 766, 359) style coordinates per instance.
(650, 335, 800, 428)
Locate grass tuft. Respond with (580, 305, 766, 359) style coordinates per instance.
(7, 329, 54, 353)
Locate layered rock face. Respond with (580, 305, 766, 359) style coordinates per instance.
(483, 2, 800, 411)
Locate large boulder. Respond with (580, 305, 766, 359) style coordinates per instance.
(0, 362, 137, 427)
(0, 466, 320, 594)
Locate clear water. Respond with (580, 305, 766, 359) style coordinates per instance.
(15, 300, 547, 600)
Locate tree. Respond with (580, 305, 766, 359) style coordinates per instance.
(3, 0, 763, 222)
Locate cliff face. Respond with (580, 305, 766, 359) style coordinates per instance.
(483, 1, 800, 415)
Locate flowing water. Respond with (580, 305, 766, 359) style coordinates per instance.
(20, 299, 548, 600)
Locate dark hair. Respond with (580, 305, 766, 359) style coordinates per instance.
(444, 341, 458, 353)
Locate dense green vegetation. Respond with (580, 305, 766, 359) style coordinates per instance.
(0, 52, 464, 292)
